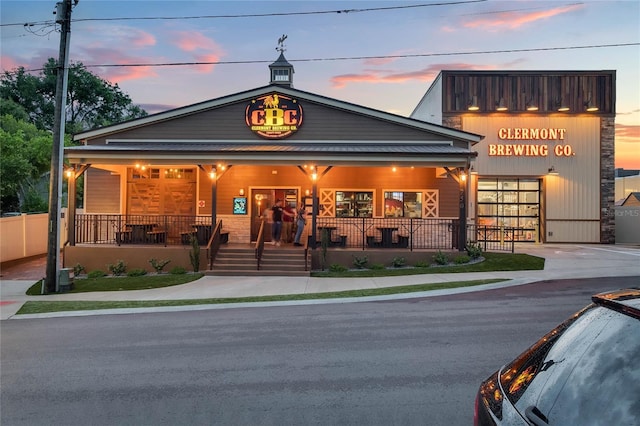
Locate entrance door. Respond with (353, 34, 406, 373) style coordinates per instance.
(250, 188, 298, 242)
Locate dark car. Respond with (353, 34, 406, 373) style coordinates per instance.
(475, 288, 640, 426)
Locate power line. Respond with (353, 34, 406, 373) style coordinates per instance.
(1, 1, 487, 27)
(19, 42, 639, 72)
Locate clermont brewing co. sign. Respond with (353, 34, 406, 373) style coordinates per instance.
(489, 127, 575, 157)
(245, 93, 303, 139)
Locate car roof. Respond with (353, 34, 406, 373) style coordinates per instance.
(592, 288, 640, 320)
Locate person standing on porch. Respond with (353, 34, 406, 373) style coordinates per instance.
(271, 199, 285, 246)
(293, 206, 307, 246)
(282, 202, 295, 243)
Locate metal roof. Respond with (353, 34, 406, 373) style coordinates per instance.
(65, 141, 476, 167)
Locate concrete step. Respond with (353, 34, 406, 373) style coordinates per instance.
(210, 244, 309, 276)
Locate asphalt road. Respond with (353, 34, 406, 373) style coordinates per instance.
(2, 276, 638, 426)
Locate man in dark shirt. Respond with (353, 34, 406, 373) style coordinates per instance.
(270, 199, 284, 246)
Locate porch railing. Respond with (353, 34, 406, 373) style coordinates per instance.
(74, 214, 214, 246)
(314, 218, 515, 253)
(72, 214, 515, 253)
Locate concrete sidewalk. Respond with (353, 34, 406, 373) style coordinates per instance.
(2, 244, 639, 320)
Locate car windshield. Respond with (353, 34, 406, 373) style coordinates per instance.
(502, 305, 640, 424)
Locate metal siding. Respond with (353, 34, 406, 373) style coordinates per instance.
(85, 168, 120, 213)
(464, 116, 601, 242)
(86, 101, 453, 145)
(546, 220, 600, 242)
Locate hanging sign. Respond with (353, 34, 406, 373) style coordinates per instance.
(245, 93, 303, 139)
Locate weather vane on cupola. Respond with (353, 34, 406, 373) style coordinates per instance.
(276, 34, 287, 52)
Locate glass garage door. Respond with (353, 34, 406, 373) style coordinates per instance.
(477, 179, 540, 242)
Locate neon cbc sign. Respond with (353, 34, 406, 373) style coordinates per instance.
(245, 94, 303, 139)
(489, 128, 575, 157)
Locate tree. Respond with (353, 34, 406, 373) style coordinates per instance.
(0, 59, 147, 135)
(0, 115, 55, 212)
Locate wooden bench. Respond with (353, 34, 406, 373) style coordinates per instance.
(180, 231, 196, 245)
(147, 230, 167, 244)
(331, 235, 347, 247)
(115, 230, 132, 244)
(366, 235, 381, 247)
(396, 235, 409, 248)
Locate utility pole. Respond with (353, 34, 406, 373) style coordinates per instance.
(45, 0, 75, 293)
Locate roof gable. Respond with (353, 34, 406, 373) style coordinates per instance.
(74, 85, 483, 144)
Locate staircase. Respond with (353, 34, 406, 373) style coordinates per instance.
(206, 244, 310, 276)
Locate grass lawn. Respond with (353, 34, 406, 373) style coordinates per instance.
(17, 278, 506, 315)
(25, 273, 204, 296)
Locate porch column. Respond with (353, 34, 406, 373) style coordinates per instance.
(211, 166, 217, 228)
(458, 168, 468, 251)
(311, 179, 318, 248)
(67, 166, 77, 246)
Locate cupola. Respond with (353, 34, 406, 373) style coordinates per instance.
(269, 34, 294, 87)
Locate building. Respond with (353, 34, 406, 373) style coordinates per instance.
(412, 70, 616, 243)
(64, 50, 484, 272)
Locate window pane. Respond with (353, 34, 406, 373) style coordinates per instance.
(478, 179, 498, 190)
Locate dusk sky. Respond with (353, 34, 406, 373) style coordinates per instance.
(2, 0, 639, 168)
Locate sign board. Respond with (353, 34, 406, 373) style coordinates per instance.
(245, 93, 303, 139)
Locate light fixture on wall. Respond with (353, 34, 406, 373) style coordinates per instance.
(547, 166, 559, 175)
(556, 98, 570, 112)
(584, 93, 599, 111)
(239, 188, 245, 196)
(495, 98, 508, 111)
(467, 96, 479, 111)
(526, 98, 538, 111)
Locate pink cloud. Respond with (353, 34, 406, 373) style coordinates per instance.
(74, 47, 159, 83)
(0, 56, 21, 72)
(463, 4, 583, 31)
(616, 123, 640, 140)
(130, 30, 156, 48)
(171, 31, 223, 53)
(330, 63, 497, 88)
(192, 53, 223, 73)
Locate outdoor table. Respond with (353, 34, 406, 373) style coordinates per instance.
(192, 223, 212, 245)
(317, 226, 337, 242)
(125, 223, 158, 244)
(376, 226, 398, 248)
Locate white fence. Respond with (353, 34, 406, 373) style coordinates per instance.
(0, 213, 68, 263)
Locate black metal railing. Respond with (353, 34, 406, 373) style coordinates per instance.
(74, 214, 214, 246)
(73, 214, 514, 253)
(314, 218, 515, 252)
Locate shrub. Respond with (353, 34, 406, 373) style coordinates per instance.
(352, 255, 369, 269)
(433, 250, 449, 265)
(127, 268, 147, 277)
(87, 270, 106, 279)
(149, 258, 171, 273)
(465, 242, 483, 259)
(170, 266, 187, 275)
(454, 255, 471, 264)
(415, 261, 430, 268)
(370, 263, 385, 270)
(391, 257, 406, 268)
(107, 260, 127, 276)
(329, 263, 348, 272)
(72, 263, 86, 276)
